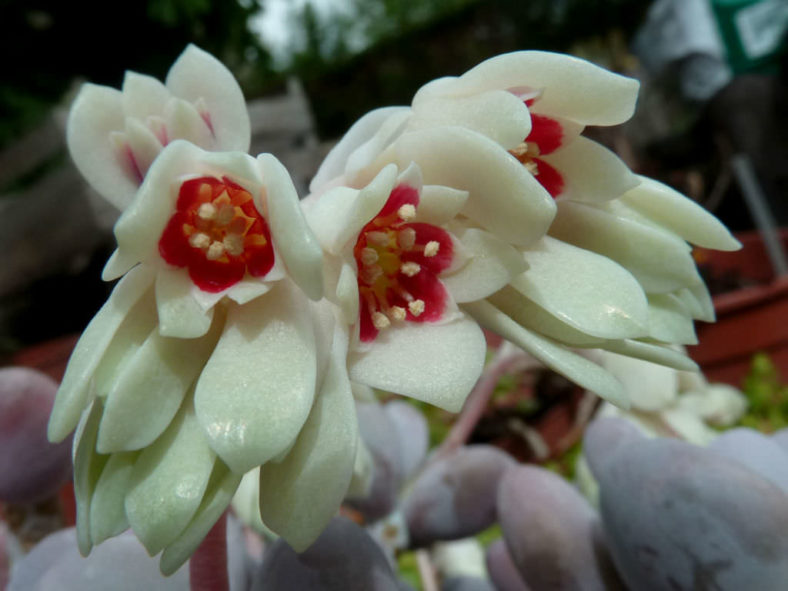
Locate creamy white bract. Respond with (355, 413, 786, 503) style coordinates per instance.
(309, 50, 740, 407)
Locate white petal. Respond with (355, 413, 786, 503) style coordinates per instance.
(48, 266, 156, 442)
(155, 269, 214, 338)
(310, 107, 409, 192)
(72, 400, 108, 556)
(258, 326, 357, 551)
(463, 300, 628, 408)
(113, 140, 204, 267)
(441, 228, 528, 303)
(307, 165, 397, 253)
(163, 97, 214, 148)
(416, 185, 469, 225)
(66, 84, 137, 210)
(409, 89, 531, 149)
(124, 117, 163, 178)
(121, 72, 169, 121)
(97, 310, 224, 453)
(346, 109, 412, 178)
(125, 401, 216, 555)
(541, 136, 638, 202)
(159, 462, 242, 576)
(336, 261, 360, 325)
(383, 127, 556, 246)
(347, 436, 374, 497)
(550, 200, 702, 293)
(600, 339, 698, 372)
(90, 452, 136, 544)
(621, 176, 741, 251)
(349, 316, 486, 412)
(258, 153, 324, 300)
(677, 384, 747, 427)
(686, 281, 716, 322)
(488, 287, 607, 347)
(194, 282, 317, 473)
(166, 44, 251, 152)
(600, 351, 678, 411)
(658, 408, 717, 445)
(225, 278, 272, 305)
(647, 293, 699, 345)
(422, 51, 640, 125)
(511, 236, 649, 339)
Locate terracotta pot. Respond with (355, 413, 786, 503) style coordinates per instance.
(690, 230, 788, 386)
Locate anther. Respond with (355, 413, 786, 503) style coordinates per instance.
(361, 264, 383, 285)
(372, 312, 391, 330)
(206, 241, 226, 260)
(197, 203, 216, 220)
(367, 231, 390, 246)
(189, 232, 211, 250)
(389, 306, 406, 321)
(216, 203, 235, 226)
(400, 262, 421, 277)
(398, 227, 416, 249)
(398, 204, 416, 221)
(424, 241, 440, 257)
(361, 247, 379, 266)
(408, 300, 425, 317)
(223, 234, 244, 256)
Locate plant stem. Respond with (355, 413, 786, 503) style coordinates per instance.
(189, 511, 229, 591)
(435, 347, 534, 460)
(416, 548, 439, 591)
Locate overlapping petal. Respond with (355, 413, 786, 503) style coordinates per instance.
(67, 45, 250, 210)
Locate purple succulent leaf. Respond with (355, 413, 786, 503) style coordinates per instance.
(384, 400, 429, 479)
(0, 367, 72, 503)
(497, 465, 622, 590)
(597, 437, 788, 590)
(485, 539, 531, 591)
(402, 445, 515, 547)
(707, 427, 788, 492)
(252, 516, 402, 591)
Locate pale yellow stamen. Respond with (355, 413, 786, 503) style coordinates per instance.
(189, 232, 211, 250)
(197, 202, 216, 220)
(206, 241, 225, 260)
(398, 204, 416, 221)
(223, 234, 244, 256)
(372, 312, 391, 330)
(367, 231, 390, 246)
(361, 264, 383, 285)
(389, 306, 406, 321)
(216, 203, 235, 226)
(408, 300, 425, 317)
(424, 241, 440, 257)
(398, 227, 416, 249)
(361, 247, 379, 266)
(400, 262, 421, 277)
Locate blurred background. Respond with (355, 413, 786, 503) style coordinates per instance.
(1, 0, 787, 385)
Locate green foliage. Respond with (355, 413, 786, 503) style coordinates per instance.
(739, 353, 788, 432)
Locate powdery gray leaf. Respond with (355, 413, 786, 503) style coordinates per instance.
(497, 465, 622, 590)
(708, 427, 788, 492)
(252, 517, 401, 591)
(0, 368, 72, 503)
(598, 437, 788, 590)
(402, 445, 515, 547)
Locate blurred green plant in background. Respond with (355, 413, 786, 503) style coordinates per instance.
(740, 353, 788, 431)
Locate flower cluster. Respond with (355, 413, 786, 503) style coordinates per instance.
(48, 46, 738, 573)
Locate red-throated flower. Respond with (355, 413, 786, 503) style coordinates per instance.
(308, 51, 740, 407)
(67, 45, 250, 211)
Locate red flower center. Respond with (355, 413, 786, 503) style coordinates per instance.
(159, 176, 275, 293)
(509, 110, 565, 198)
(353, 183, 454, 342)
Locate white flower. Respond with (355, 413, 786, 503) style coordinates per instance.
(47, 140, 333, 572)
(67, 45, 251, 211)
(305, 162, 527, 412)
(308, 51, 740, 407)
